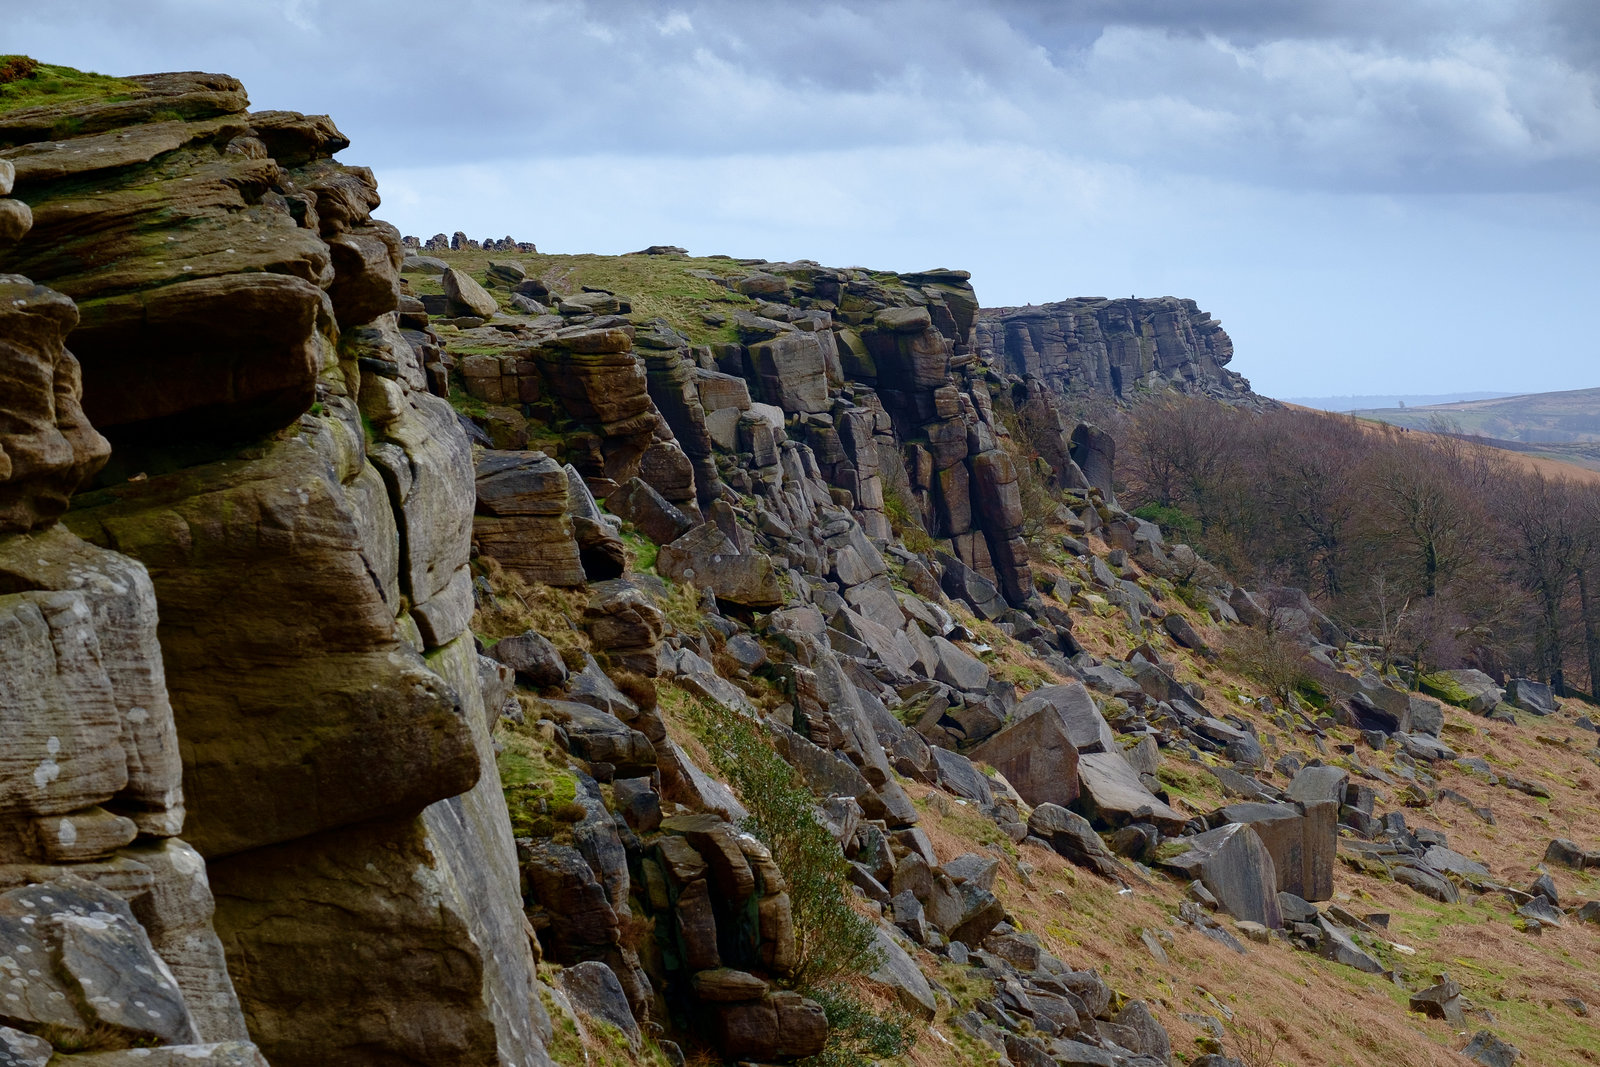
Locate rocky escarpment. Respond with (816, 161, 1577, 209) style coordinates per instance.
(2, 73, 548, 1066)
(976, 297, 1256, 405)
(4, 60, 1593, 1067)
(442, 259, 1047, 609)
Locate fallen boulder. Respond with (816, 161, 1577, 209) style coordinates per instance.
(1157, 823, 1283, 928)
(658, 523, 783, 609)
(1076, 750, 1186, 833)
(968, 703, 1081, 809)
(1027, 803, 1124, 881)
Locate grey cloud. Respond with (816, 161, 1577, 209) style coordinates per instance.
(10, 0, 1600, 195)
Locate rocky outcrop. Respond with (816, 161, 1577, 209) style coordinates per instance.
(3, 72, 551, 1066)
(977, 297, 1254, 403)
(0, 277, 109, 532)
(446, 259, 1038, 608)
(0, 143, 259, 1066)
(10, 56, 1582, 1067)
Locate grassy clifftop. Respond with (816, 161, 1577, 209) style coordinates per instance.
(0, 56, 138, 115)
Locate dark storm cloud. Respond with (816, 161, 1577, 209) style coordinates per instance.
(11, 0, 1600, 194)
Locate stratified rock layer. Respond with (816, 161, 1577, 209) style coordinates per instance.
(977, 297, 1251, 402)
(5, 70, 552, 1067)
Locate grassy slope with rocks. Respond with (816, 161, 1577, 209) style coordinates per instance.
(480, 499, 1600, 1067)
(429, 241, 1600, 1066)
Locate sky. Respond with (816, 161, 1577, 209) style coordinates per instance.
(8, 0, 1599, 398)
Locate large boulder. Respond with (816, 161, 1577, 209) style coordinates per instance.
(1211, 801, 1326, 903)
(583, 579, 666, 676)
(937, 550, 1006, 620)
(0, 525, 185, 836)
(868, 925, 937, 1020)
(930, 635, 991, 693)
(708, 991, 828, 1061)
(607, 475, 693, 546)
(1282, 765, 1345, 901)
(1070, 423, 1115, 499)
(0, 877, 199, 1046)
(750, 332, 828, 414)
(657, 523, 782, 609)
(537, 698, 657, 777)
(1157, 823, 1283, 928)
(555, 961, 640, 1054)
(473, 451, 585, 587)
(443, 266, 499, 318)
(1506, 678, 1555, 716)
(1028, 803, 1124, 881)
(1075, 750, 1186, 833)
(1420, 669, 1504, 713)
(1016, 682, 1116, 752)
(968, 703, 1081, 809)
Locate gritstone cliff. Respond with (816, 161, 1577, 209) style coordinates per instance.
(2, 62, 1590, 1067)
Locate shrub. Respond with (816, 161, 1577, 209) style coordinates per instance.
(801, 983, 913, 1067)
(1226, 624, 1312, 705)
(470, 558, 592, 659)
(1131, 502, 1201, 545)
(882, 482, 935, 555)
(696, 701, 877, 988)
(682, 693, 910, 1065)
(0, 56, 39, 85)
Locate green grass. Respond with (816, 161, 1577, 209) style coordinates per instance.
(405, 247, 762, 345)
(0, 58, 139, 115)
(618, 527, 659, 572)
(496, 720, 580, 841)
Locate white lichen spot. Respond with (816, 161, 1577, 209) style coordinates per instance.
(127, 706, 150, 723)
(57, 819, 78, 848)
(170, 844, 204, 877)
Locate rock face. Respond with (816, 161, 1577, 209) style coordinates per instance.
(976, 297, 1254, 403)
(11, 57, 1575, 1067)
(3, 72, 551, 1067)
(0, 277, 110, 532)
(0, 128, 260, 1063)
(453, 261, 1041, 607)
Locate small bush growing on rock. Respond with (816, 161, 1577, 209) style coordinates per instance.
(687, 695, 909, 1064)
(612, 669, 659, 711)
(700, 702, 877, 988)
(1132, 501, 1201, 546)
(882, 483, 935, 555)
(552, 801, 588, 823)
(470, 558, 592, 660)
(802, 982, 912, 1067)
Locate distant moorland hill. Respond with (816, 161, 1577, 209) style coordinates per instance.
(1351, 386, 1600, 443)
(1286, 391, 1517, 411)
